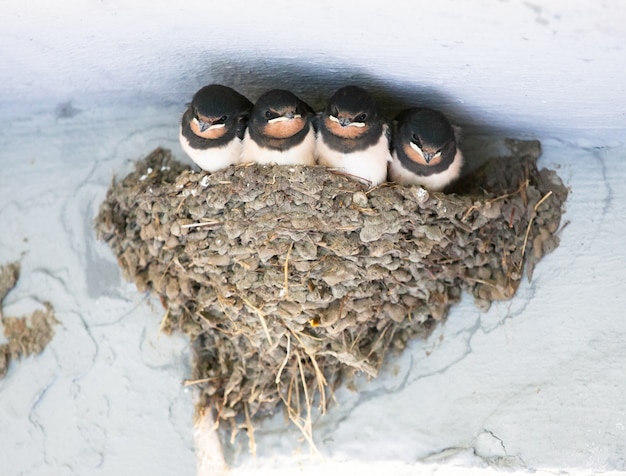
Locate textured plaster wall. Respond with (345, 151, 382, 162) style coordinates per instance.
(1, 1, 626, 475)
(1, 0, 625, 144)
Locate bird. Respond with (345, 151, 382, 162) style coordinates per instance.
(240, 89, 316, 166)
(179, 84, 253, 172)
(316, 85, 392, 187)
(388, 107, 463, 192)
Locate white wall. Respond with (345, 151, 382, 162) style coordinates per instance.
(2, 2, 626, 474)
(1, 0, 625, 145)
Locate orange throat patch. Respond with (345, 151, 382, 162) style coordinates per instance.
(403, 142, 443, 166)
(325, 117, 368, 139)
(264, 117, 305, 139)
(190, 119, 228, 140)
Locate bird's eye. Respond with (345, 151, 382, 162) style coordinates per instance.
(219, 115, 228, 122)
(412, 134, 422, 147)
(265, 110, 281, 121)
(355, 113, 367, 122)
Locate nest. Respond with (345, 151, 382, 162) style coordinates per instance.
(94, 140, 567, 446)
(0, 262, 58, 378)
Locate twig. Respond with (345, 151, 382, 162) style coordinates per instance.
(519, 190, 553, 269)
(283, 242, 294, 300)
(296, 352, 313, 443)
(157, 254, 176, 289)
(328, 168, 372, 187)
(158, 307, 169, 335)
(556, 219, 571, 237)
(367, 323, 391, 358)
(306, 352, 327, 413)
(286, 364, 296, 417)
(175, 195, 187, 214)
(181, 220, 223, 229)
(243, 402, 256, 457)
(289, 330, 328, 412)
(461, 179, 530, 221)
(241, 296, 273, 346)
(365, 182, 391, 195)
(275, 334, 291, 384)
(288, 350, 318, 452)
(348, 324, 366, 353)
(465, 277, 498, 288)
(487, 179, 529, 205)
(183, 376, 223, 387)
(275, 353, 319, 454)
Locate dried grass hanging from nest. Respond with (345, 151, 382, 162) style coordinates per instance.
(94, 139, 567, 444)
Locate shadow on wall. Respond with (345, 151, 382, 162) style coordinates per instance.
(184, 56, 531, 172)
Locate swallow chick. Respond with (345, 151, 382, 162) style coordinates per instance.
(388, 107, 463, 192)
(240, 89, 316, 166)
(316, 85, 391, 187)
(179, 84, 253, 172)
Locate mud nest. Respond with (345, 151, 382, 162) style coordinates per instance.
(95, 140, 567, 443)
(0, 262, 58, 378)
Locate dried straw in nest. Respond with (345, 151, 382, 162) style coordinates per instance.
(0, 262, 58, 378)
(94, 140, 567, 446)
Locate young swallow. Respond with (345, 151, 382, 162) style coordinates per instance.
(316, 85, 392, 187)
(388, 107, 463, 192)
(240, 89, 316, 166)
(179, 84, 253, 172)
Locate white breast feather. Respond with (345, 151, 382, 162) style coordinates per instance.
(388, 148, 464, 192)
(179, 128, 242, 172)
(241, 128, 316, 166)
(316, 126, 391, 187)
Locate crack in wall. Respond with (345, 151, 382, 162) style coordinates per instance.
(27, 375, 58, 466)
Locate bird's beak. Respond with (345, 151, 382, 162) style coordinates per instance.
(198, 120, 225, 131)
(268, 112, 301, 124)
(339, 117, 352, 127)
(421, 150, 442, 164)
(410, 142, 442, 164)
(329, 114, 351, 127)
(329, 114, 363, 128)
